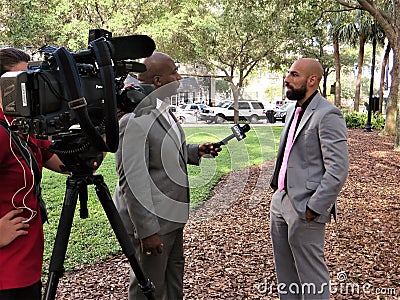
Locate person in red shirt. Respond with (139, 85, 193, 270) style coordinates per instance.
(0, 48, 65, 300)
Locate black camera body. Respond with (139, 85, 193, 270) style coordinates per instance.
(1, 69, 105, 136)
(0, 30, 156, 139)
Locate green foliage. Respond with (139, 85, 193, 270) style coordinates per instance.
(344, 112, 367, 128)
(41, 125, 283, 273)
(215, 79, 231, 99)
(139, 0, 287, 90)
(264, 85, 283, 102)
(344, 111, 385, 130)
(0, 0, 376, 107)
(0, 0, 60, 48)
(372, 112, 385, 130)
(185, 126, 282, 207)
(0, 0, 168, 50)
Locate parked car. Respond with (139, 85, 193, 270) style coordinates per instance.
(180, 103, 209, 116)
(199, 100, 266, 123)
(274, 104, 289, 122)
(169, 105, 197, 124)
(265, 104, 289, 123)
(216, 100, 232, 107)
(175, 111, 197, 124)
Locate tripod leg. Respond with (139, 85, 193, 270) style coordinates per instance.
(93, 174, 155, 300)
(43, 176, 83, 300)
(79, 184, 89, 219)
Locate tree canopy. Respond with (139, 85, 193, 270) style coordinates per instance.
(1, 0, 399, 146)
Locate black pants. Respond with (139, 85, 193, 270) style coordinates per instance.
(0, 281, 42, 300)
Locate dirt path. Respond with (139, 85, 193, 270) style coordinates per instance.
(53, 129, 400, 299)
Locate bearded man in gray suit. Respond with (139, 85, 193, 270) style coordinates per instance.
(114, 52, 220, 299)
(269, 58, 349, 299)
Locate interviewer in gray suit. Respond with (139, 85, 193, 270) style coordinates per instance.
(114, 52, 220, 300)
(269, 58, 349, 299)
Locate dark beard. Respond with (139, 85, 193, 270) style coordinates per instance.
(286, 83, 307, 101)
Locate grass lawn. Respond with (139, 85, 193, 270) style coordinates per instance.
(41, 124, 283, 273)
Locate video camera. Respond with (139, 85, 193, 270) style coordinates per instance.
(0, 29, 156, 153)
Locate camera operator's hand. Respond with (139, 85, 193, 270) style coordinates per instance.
(123, 82, 136, 89)
(199, 142, 222, 158)
(0, 209, 29, 248)
(141, 233, 164, 256)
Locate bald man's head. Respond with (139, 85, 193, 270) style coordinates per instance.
(284, 58, 323, 104)
(137, 52, 181, 88)
(294, 58, 323, 83)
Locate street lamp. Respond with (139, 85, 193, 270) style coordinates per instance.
(365, 20, 377, 132)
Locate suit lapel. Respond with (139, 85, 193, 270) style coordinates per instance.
(169, 111, 187, 160)
(132, 98, 186, 162)
(136, 99, 186, 163)
(278, 104, 294, 153)
(293, 94, 321, 142)
(156, 110, 186, 162)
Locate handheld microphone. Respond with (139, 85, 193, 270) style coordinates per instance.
(204, 124, 251, 154)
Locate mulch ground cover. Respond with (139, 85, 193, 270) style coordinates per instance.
(51, 129, 400, 299)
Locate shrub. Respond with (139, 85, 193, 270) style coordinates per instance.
(372, 112, 385, 130)
(344, 112, 367, 128)
(344, 111, 385, 130)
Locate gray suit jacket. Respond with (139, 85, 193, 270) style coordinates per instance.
(270, 93, 349, 222)
(114, 99, 200, 239)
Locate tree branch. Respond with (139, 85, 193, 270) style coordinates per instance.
(356, 0, 395, 41)
(334, 0, 395, 43)
(94, 1, 105, 26)
(335, 0, 362, 9)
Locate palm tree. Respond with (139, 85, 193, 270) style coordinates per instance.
(352, 10, 379, 112)
(330, 11, 358, 108)
(333, 9, 387, 113)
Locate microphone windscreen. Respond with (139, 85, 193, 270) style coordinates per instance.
(108, 35, 156, 61)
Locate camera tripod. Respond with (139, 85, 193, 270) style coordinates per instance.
(43, 138, 155, 300)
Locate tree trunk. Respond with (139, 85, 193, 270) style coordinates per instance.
(322, 70, 328, 98)
(393, 42, 400, 149)
(230, 83, 240, 124)
(350, 0, 400, 149)
(333, 39, 341, 107)
(354, 37, 365, 112)
(383, 44, 399, 139)
(379, 42, 391, 114)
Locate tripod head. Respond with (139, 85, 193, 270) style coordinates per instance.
(50, 131, 104, 176)
(48, 131, 104, 220)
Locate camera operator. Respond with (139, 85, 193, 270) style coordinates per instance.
(0, 47, 66, 300)
(114, 52, 220, 299)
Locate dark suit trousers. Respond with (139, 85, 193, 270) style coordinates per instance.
(128, 228, 184, 300)
(270, 191, 330, 300)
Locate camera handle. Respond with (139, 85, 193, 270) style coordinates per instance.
(53, 44, 119, 153)
(43, 173, 155, 300)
